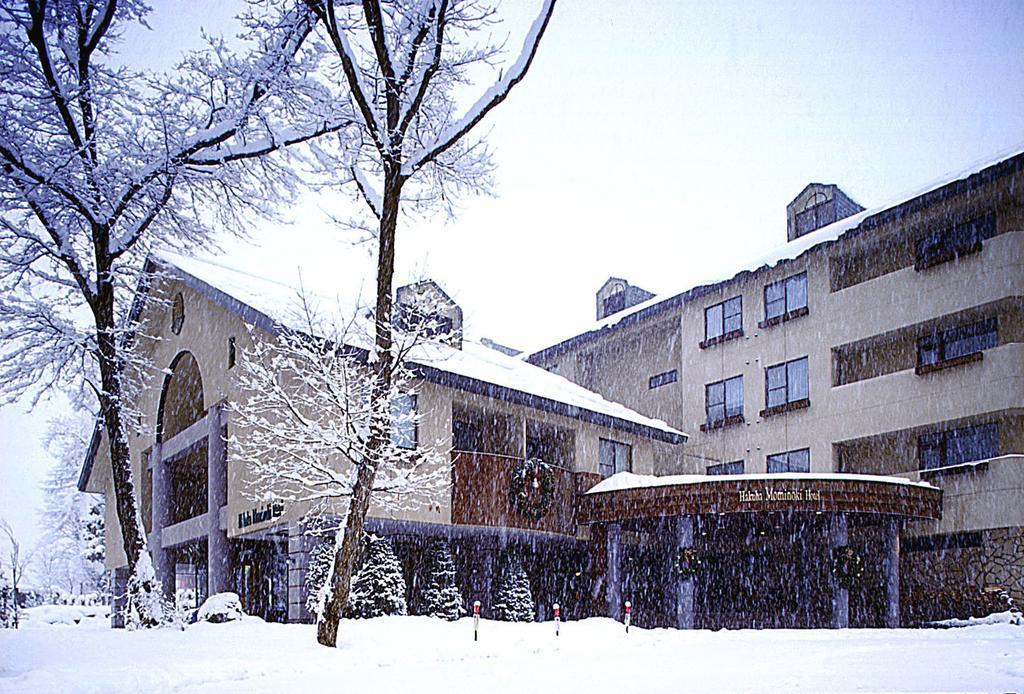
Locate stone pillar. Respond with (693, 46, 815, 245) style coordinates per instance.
(207, 406, 230, 597)
(674, 516, 695, 629)
(882, 519, 901, 628)
(149, 442, 174, 600)
(829, 513, 849, 629)
(287, 523, 310, 623)
(606, 523, 623, 619)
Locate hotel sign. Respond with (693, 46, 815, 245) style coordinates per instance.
(739, 487, 824, 503)
(237, 501, 285, 529)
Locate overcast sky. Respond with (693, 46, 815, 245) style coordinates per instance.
(2, 0, 1022, 556)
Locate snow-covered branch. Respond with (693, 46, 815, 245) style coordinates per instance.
(402, 0, 556, 175)
(230, 303, 449, 516)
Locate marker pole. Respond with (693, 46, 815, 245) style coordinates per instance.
(624, 601, 631, 633)
(473, 600, 481, 642)
(553, 603, 560, 637)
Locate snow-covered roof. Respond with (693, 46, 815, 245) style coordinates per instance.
(585, 471, 938, 495)
(149, 250, 686, 444)
(529, 146, 1024, 361)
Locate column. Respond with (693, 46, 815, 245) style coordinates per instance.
(287, 523, 309, 623)
(674, 516, 695, 629)
(149, 442, 174, 600)
(829, 513, 849, 629)
(606, 522, 622, 618)
(881, 519, 901, 628)
(207, 406, 230, 597)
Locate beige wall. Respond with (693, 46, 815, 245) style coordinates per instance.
(91, 273, 675, 566)
(530, 172, 1024, 535)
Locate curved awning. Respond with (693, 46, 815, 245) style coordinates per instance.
(577, 472, 942, 524)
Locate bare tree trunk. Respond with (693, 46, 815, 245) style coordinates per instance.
(317, 172, 403, 647)
(94, 256, 160, 627)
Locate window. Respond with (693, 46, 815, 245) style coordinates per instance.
(918, 422, 998, 471)
(649, 369, 678, 389)
(762, 272, 807, 325)
(767, 448, 810, 473)
(705, 375, 743, 427)
(915, 214, 996, 271)
(703, 296, 743, 345)
(603, 291, 625, 317)
(390, 394, 417, 449)
(918, 317, 996, 371)
(599, 439, 631, 478)
(171, 292, 185, 335)
(707, 460, 744, 476)
(228, 337, 236, 369)
(763, 357, 809, 413)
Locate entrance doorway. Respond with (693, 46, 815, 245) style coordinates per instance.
(695, 513, 831, 629)
(234, 540, 288, 622)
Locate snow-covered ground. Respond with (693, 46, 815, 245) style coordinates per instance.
(2, 614, 1023, 693)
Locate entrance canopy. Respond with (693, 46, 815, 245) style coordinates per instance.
(578, 472, 942, 524)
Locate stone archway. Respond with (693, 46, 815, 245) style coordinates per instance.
(157, 351, 205, 443)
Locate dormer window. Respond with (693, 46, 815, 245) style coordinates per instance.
(803, 191, 827, 209)
(602, 291, 626, 317)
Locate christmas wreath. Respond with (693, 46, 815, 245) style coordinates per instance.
(509, 457, 555, 520)
(831, 546, 864, 590)
(674, 547, 701, 580)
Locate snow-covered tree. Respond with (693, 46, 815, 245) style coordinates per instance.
(296, 0, 558, 648)
(230, 294, 449, 620)
(0, 518, 30, 629)
(0, 574, 12, 628)
(0, 0, 350, 626)
(416, 538, 463, 620)
(304, 539, 335, 617)
(346, 535, 407, 618)
(493, 554, 534, 622)
(35, 415, 106, 599)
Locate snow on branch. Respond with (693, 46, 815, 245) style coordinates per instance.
(402, 0, 556, 176)
(229, 299, 449, 515)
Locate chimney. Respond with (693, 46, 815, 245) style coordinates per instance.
(395, 280, 463, 349)
(786, 184, 864, 242)
(595, 277, 654, 320)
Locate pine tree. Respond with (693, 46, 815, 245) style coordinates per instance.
(346, 536, 407, 619)
(493, 555, 534, 622)
(305, 540, 335, 617)
(0, 575, 11, 628)
(417, 539, 464, 621)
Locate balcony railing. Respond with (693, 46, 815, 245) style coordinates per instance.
(450, 451, 582, 536)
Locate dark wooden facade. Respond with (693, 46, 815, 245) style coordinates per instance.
(578, 476, 943, 525)
(450, 451, 581, 536)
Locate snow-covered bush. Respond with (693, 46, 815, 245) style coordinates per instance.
(305, 540, 335, 618)
(493, 556, 534, 622)
(346, 536, 407, 619)
(416, 539, 464, 621)
(905, 585, 1019, 627)
(196, 593, 244, 624)
(25, 604, 86, 625)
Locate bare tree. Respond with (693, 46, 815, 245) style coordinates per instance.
(296, 0, 557, 646)
(0, 519, 31, 628)
(0, 1, 350, 625)
(230, 294, 449, 621)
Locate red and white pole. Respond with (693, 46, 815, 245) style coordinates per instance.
(624, 601, 631, 633)
(473, 600, 481, 642)
(553, 603, 560, 637)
